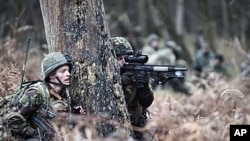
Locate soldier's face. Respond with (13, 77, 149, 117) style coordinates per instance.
(51, 65, 71, 85)
(117, 55, 128, 67)
(150, 40, 159, 49)
(212, 58, 220, 66)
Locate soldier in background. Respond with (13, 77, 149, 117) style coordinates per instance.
(194, 27, 206, 54)
(144, 39, 176, 91)
(111, 37, 154, 140)
(240, 51, 250, 79)
(142, 33, 162, 56)
(203, 53, 230, 78)
(153, 40, 191, 95)
(193, 43, 214, 77)
(146, 43, 176, 65)
(142, 34, 177, 65)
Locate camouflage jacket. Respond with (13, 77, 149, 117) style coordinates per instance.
(193, 50, 213, 71)
(211, 65, 230, 77)
(147, 48, 176, 65)
(121, 71, 154, 125)
(5, 81, 71, 140)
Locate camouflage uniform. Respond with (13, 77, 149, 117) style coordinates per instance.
(143, 34, 176, 67)
(193, 44, 214, 76)
(202, 53, 230, 78)
(194, 28, 206, 53)
(111, 37, 154, 140)
(146, 48, 176, 65)
(5, 52, 73, 141)
(147, 40, 191, 95)
(240, 52, 250, 79)
(142, 34, 162, 56)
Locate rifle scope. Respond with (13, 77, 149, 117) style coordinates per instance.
(125, 55, 148, 64)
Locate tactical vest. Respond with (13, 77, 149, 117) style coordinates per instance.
(0, 80, 70, 138)
(0, 81, 45, 115)
(2, 80, 70, 116)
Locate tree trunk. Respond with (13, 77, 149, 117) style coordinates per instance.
(148, 0, 170, 40)
(199, 0, 216, 52)
(175, 0, 184, 36)
(138, 0, 147, 36)
(221, 0, 228, 38)
(39, 0, 131, 137)
(155, 0, 192, 63)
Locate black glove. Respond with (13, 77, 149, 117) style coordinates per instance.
(137, 86, 154, 108)
(121, 71, 134, 86)
(135, 71, 149, 88)
(158, 72, 175, 83)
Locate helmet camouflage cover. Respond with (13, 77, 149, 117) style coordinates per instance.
(147, 33, 159, 44)
(41, 52, 73, 80)
(111, 37, 134, 55)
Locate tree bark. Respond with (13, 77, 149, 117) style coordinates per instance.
(221, 0, 228, 37)
(148, 0, 170, 40)
(199, 0, 216, 52)
(39, 0, 131, 137)
(175, 0, 184, 36)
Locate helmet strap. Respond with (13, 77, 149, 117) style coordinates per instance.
(48, 76, 70, 87)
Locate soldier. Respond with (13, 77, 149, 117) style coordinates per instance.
(240, 51, 250, 78)
(6, 52, 84, 141)
(111, 37, 154, 140)
(193, 43, 214, 77)
(194, 27, 206, 54)
(142, 33, 162, 56)
(147, 40, 191, 95)
(146, 41, 176, 65)
(143, 34, 176, 66)
(203, 53, 230, 78)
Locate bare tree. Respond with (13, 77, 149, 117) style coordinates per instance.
(39, 0, 131, 137)
(175, 0, 184, 36)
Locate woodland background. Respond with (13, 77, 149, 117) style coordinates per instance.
(1, 0, 250, 141)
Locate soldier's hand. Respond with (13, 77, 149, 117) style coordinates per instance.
(73, 106, 86, 115)
(158, 72, 174, 83)
(136, 71, 149, 84)
(121, 72, 134, 85)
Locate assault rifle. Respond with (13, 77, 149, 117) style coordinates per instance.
(121, 51, 188, 85)
(31, 104, 56, 140)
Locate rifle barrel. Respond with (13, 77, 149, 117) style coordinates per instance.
(122, 64, 188, 72)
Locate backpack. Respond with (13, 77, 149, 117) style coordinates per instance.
(0, 80, 48, 136)
(1, 80, 46, 109)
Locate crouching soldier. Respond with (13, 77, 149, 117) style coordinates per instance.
(111, 37, 154, 140)
(5, 52, 84, 141)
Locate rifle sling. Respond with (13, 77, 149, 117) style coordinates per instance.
(49, 89, 62, 100)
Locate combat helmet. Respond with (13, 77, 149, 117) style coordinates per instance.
(111, 37, 133, 55)
(41, 52, 73, 80)
(146, 33, 159, 45)
(166, 40, 177, 49)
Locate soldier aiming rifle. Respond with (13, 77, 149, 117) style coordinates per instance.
(111, 37, 188, 140)
(3, 38, 85, 141)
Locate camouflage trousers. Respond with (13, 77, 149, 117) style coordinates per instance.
(131, 110, 150, 140)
